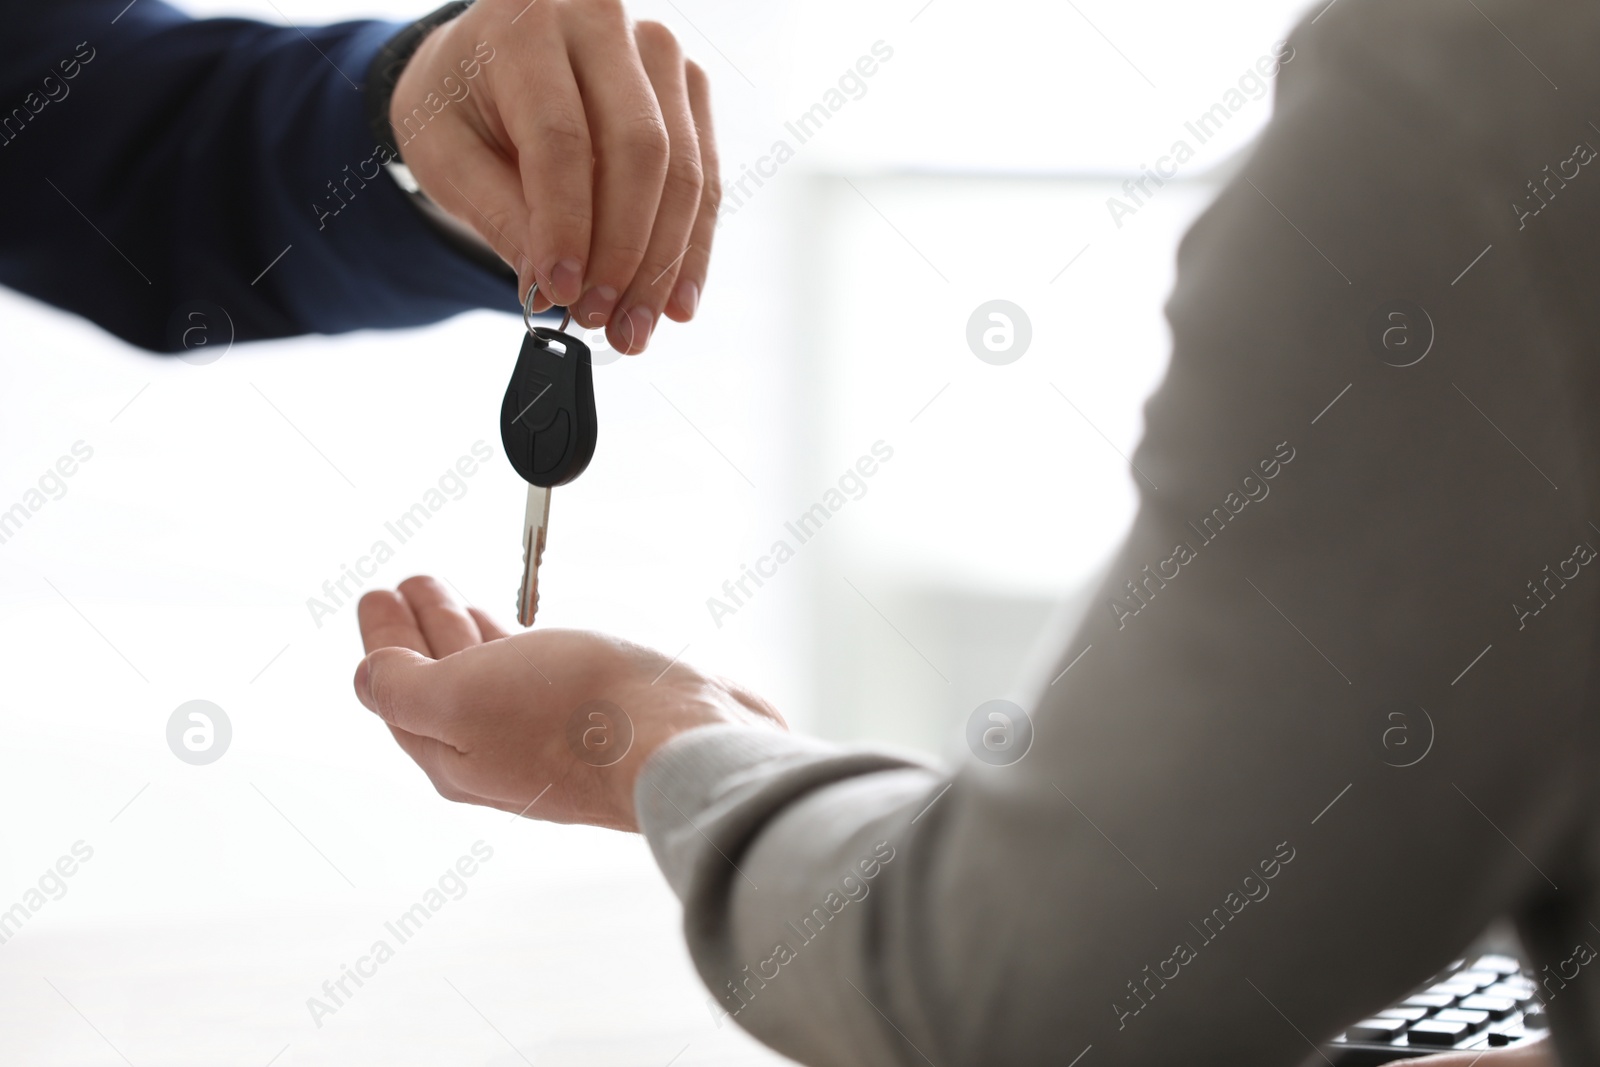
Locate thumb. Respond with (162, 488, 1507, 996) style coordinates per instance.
(402, 101, 540, 300)
(355, 647, 455, 740)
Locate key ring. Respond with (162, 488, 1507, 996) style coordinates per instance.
(523, 283, 572, 335)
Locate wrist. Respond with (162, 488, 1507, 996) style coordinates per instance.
(367, 2, 511, 281)
(365, 1, 473, 161)
(605, 684, 787, 832)
(387, 23, 455, 164)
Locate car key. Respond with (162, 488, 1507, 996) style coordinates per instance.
(517, 482, 551, 628)
(501, 285, 598, 626)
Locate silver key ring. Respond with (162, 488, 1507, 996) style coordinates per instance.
(522, 282, 572, 335)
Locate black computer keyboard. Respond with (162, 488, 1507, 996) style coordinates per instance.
(1324, 953, 1550, 1065)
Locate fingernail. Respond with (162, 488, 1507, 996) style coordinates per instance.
(620, 306, 655, 353)
(574, 285, 619, 328)
(514, 256, 531, 300)
(551, 258, 584, 306)
(673, 279, 699, 318)
(354, 659, 373, 709)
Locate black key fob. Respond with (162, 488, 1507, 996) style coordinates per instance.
(501, 317, 597, 488)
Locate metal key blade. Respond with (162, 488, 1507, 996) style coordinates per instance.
(517, 483, 551, 627)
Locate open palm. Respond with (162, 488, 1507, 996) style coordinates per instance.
(352, 577, 784, 831)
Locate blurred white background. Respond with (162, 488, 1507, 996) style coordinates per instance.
(0, 0, 1311, 1062)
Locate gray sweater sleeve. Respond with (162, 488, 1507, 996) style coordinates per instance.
(637, 2, 1600, 1064)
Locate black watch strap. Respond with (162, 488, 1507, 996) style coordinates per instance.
(364, 0, 474, 159)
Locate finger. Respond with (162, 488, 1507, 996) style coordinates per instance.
(493, 16, 594, 309)
(564, 3, 670, 335)
(358, 589, 432, 657)
(405, 107, 543, 306)
(397, 575, 484, 657)
(386, 723, 472, 802)
(468, 606, 513, 642)
(354, 646, 458, 739)
(610, 22, 703, 353)
(665, 59, 719, 324)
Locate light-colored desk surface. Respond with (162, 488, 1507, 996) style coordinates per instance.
(0, 839, 796, 1066)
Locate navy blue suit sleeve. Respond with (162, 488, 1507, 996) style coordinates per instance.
(0, 0, 517, 351)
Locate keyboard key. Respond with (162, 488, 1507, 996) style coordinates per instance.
(1404, 993, 1457, 1009)
(1474, 954, 1523, 975)
(1460, 995, 1517, 1019)
(1435, 1008, 1490, 1029)
(1427, 981, 1480, 997)
(1408, 1019, 1474, 1046)
(1376, 1007, 1430, 1021)
(1457, 970, 1501, 989)
(1482, 986, 1528, 1004)
(1347, 1018, 1409, 1042)
(1485, 978, 1536, 998)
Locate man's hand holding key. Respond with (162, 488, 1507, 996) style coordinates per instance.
(385, 0, 722, 622)
(391, 0, 721, 355)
